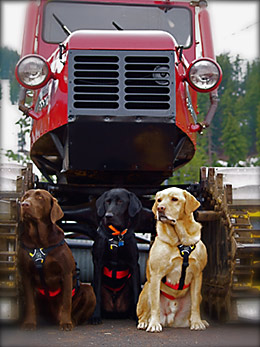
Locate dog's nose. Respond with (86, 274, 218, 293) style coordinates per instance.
(21, 201, 30, 208)
(105, 212, 114, 218)
(157, 205, 165, 212)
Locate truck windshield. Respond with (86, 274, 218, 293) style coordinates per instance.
(43, 1, 192, 47)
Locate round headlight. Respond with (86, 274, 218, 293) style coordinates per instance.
(15, 55, 52, 90)
(186, 58, 222, 92)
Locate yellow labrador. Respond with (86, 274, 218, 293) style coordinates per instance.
(137, 187, 208, 332)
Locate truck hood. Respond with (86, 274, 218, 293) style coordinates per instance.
(66, 30, 176, 51)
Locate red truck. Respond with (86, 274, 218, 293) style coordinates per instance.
(15, 0, 221, 191)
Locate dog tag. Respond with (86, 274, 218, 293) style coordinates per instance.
(118, 240, 124, 247)
(109, 239, 118, 250)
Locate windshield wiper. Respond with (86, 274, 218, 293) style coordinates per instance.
(53, 13, 71, 37)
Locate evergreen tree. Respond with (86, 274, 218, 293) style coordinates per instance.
(10, 75, 20, 104)
(0, 47, 20, 103)
(169, 133, 208, 185)
(221, 111, 247, 166)
(242, 59, 260, 155)
(0, 47, 19, 79)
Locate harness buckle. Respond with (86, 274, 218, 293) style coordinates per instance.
(29, 248, 46, 268)
(177, 243, 196, 290)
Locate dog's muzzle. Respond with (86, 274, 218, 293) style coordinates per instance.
(157, 211, 176, 225)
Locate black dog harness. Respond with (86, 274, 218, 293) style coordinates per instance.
(102, 224, 132, 292)
(177, 244, 196, 290)
(21, 239, 65, 269)
(21, 239, 79, 298)
(161, 243, 196, 300)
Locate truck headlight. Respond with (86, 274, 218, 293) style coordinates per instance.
(15, 54, 52, 90)
(186, 58, 222, 92)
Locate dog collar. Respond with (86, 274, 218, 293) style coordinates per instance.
(108, 225, 128, 236)
(108, 225, 128, 247)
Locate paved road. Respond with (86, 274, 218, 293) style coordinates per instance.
(1, 319, 259, 347)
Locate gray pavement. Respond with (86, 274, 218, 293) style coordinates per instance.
(1, 319, 259, 347)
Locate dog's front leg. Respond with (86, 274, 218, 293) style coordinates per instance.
(60, 273, 73, 331)
(91, 237, 106, 324)
(129, 262, 141, 321)
(21, 274, 37, 330)
(189, 273, 209, 330)
(91, 260, 103, 324)
(146, 274, 162, 333)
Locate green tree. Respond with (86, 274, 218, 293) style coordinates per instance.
(0, 47, 19, 79)
(0, 47, 20, 103)
(241, 59, 260, 155)
(221, 111, 247, 166)
(169, 133, 208, 185)
(9, 75, 20, 104)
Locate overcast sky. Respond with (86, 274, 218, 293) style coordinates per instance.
(0, 0, 259, 61)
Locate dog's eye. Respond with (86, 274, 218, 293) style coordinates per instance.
(21, 194, 28, 201)
(171, 197, 178, 202)
(157, 198, 162, 203)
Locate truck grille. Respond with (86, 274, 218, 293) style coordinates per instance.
(68, 50, 175, 118)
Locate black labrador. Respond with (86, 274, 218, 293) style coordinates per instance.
(91, 188, 142, 324)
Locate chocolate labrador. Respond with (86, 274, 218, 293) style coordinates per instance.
(19, 189, 96, 330)
(91, 188, 142, 324)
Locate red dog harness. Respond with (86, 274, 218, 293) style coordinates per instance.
(161, 281, 190, 300)
(103, 266, 131, 292)
(103, 266, 130, 280)
(160, 243, 196, 300)
(37, 287, 76, 298)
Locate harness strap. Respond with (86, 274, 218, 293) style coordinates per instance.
(21, 239, 68, 297)
(103, 266, 131, 292)
(160, 281, 190, 300)
(177, 244, 196, 290)
(160, 243, 196, 300)
(103, 282, 127, 293)
(103, 266, 131, 280)
(37, 287, 76, 298)
(161, 291, 176, 301)
(21, 239, 66, 268)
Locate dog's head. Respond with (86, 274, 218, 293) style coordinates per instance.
(96, 188, 142, 230)
(20, 189, 64, 224)
(152, 187, 200, 224)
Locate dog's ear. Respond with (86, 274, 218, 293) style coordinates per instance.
(152, 199, 158, 217)
(96, 192, 107, 217)
(184, 190, 200, 215)
(128, 192, 142, 217)
(50, 198, 64, 224)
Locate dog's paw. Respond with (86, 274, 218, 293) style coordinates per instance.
(59, 322, 73, 331)
(137, 321, 148, 330)
(146, 321, 162, 333)
(190, 319, 209, 331)
(90, 316, 102, 325)
(21, 322, 36, 331)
